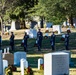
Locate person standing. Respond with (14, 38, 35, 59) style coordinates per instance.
(65, 32, 69, 50)
(23, 32, 29, 52)
(37, 29, 43, 51)
(50, 32, 56, 51)
(10, 32, 15, 51)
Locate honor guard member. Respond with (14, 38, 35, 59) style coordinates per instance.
(65, 32, 69, 50)
(23, 32, 29, 52)
(37, 29, 43, 51)
(10, 32, 15, 51)
(50, 32, 56, 51)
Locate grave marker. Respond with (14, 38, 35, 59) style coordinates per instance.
(46, 23, 52, 28)
(38, 58, 44, 70)
(3, 53, 14, 65)
(25, 29, 37, 38)
(53, 25, 61, 34)
(3, 60, 8, 75)
(0, 51, 3, 75)
(20, 59, 28, 75)
(14, 52, 27, 66)
(4, 48, 6, 54)
(44, 52, 69, 75)
(7, 47, 10, 54)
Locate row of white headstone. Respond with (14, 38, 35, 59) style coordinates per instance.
(25, 25, 62, 38)
(0, 47, 10, 54)
(18, 51, 70, 75)
(0, 51, 27, 75)
(0, 51, 70, 75)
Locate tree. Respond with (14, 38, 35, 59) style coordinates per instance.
(3, 0, 39, 29)
(28, 0, 76, 26)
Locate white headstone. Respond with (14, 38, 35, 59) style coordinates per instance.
(53, 25, 61, 34)
(7, 47, 10, 54)
(0, 51, 3, 75)
(20, 59, 28, 75)
(63, 21, 67, 26)
(25, 29, 37, 38)
(37, 21, 41, 28)
(38, 58, 44, 70)
(10, 20, 16, 31)
(4, 48, 6, 54)
(63, 50, 71, 63)
(3, 54, 5, 58)
(0, 50, 2, 53)
(3, 60, 8, 75)
(44, 52, 69, 75)
(14, 52, 27, 66)
(54, 51, 71, 63)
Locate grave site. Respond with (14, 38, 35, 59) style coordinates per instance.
(1, 27, 76, 75)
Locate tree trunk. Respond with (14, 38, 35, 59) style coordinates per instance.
(23, 20, 27, 29)
(68, 15, 74, 27)
(10, 20, 16, 31)
(0, 17, 4, 35)
(40, 17, 44, 28)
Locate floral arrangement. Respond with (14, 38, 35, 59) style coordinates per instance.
(45, 30, 49, 33)
(54, 30, 58, 33)
(5, 65, 13, 75)
(61, 34, 65, 41)
(44, 36, 48, 39)
(5, 65, 17, 75)
(40, 64, 44, 70)
(67, 29, 71, 33)
(61, 37, 65, 41)
(24, 67, 33, 75)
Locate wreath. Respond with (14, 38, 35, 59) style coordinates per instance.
(24, 67, 33, 75)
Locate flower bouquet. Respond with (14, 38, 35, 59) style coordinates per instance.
(54, 30, 58, 33)
(67, 28, 71, 33)
(61, 37, 65, 41)
(5, 65, 13, 75)
(61, 34, 65, 41)
(34, 40, 38, 47)
(67, 30, 71, 33)
(45, 28, 49, 33)
(5, 65, 17, 75)
(24, 67, 33, 75)
(40, 64, 44, 70)
(21, 40, 24, 47)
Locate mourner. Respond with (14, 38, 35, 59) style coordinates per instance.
(37, 29, 43, 51)
(23, 32, 29, 52)
(10, 32, 15, 51)
(50, 32, 56, 51)
(65, 32, 69, 50)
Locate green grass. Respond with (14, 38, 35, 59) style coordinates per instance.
(2, 29, 76, 75)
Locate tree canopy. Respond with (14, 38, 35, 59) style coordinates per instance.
(28, 0, 76, 25)
(0, 0, 39, 21)
(0, 0, 76, 26)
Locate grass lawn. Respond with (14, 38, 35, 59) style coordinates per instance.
(1, 28, 76, 75)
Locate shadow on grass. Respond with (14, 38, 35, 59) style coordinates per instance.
(70, 58, 76, 68)
(27, 57, 43, 68)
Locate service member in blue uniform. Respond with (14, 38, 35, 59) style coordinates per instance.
(37, 29, 43, 51)
(10, 32, 15, 51)
(23, 32, 29, 52)
(65, 32, 69, 50)
(50, 32, 56, 51)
